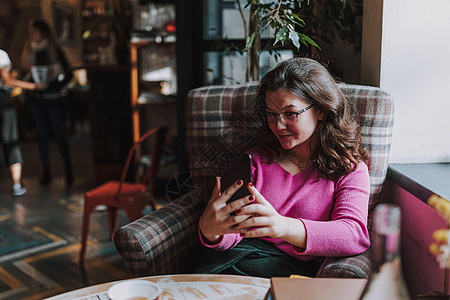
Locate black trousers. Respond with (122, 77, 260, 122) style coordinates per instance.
(193, 238, 322, 278)
(28, 95, 71, 167)
(0, 92, 23, 166)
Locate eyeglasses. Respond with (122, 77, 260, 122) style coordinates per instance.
(265, 104, 315, 124)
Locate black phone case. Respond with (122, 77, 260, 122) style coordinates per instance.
(220, 153, 252, 203)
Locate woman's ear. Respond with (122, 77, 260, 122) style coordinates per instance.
(316, 107, 325, 121)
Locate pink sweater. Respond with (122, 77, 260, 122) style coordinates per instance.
(200, 148, 371, 261)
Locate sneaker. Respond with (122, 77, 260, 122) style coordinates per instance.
(12, 184, 27, 196)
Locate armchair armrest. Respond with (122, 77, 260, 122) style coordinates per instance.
(316, 247, 374, 278)
(114, 191, 205, 277)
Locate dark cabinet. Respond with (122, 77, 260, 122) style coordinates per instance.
(81, 1, 133, 184)
(86, 66, 132, 184)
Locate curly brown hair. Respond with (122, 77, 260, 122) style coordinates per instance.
(256, 57, 368, 181)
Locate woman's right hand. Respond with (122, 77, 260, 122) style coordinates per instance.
(198, 177, 254, 244)
(35, 82, 48, 90)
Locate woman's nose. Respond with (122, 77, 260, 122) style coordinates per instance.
(275, 117, 287, 129)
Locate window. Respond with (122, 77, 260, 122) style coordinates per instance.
(203, 0, 293, 85)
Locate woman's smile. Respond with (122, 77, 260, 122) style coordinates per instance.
(276, 132, 293, 141)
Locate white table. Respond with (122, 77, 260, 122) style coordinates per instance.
(45, 274, 271, 300)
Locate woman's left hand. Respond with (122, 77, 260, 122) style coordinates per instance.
(235, 182, 307, 248)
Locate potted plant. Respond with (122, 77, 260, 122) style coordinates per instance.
(236, 0, 362, 82)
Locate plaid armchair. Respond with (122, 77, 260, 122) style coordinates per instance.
(114, 82, 394, 278)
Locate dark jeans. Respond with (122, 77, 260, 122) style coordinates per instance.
(193, 238, 323, 278)
(0, 92, 23, 166)
(28, 96, 71, 167)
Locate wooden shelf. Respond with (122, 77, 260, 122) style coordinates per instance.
(130, 39, 176, 144)
(136, 93, 176, 106)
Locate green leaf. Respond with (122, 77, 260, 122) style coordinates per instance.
(296, 0, 310, 8)
(290, 31, 300, 51)
(291, 14, 306, 27)
(275, 27, 289, 46)
(299, 33, 321, 50)
(242, 32, 256, 52)
(252, 7, 261, 18)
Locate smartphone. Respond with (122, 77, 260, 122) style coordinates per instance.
(220, 153, 252, 204)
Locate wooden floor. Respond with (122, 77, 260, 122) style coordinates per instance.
(0, 133, 160, 299)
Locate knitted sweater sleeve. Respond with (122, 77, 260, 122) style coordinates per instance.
(297, 163, 371, 257)
(198, 229, 242, 251)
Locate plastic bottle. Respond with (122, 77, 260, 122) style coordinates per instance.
(360, 204, 410, 300)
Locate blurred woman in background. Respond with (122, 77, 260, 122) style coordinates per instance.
(1, 49, 44, 196)
(21, 19, 73, 186)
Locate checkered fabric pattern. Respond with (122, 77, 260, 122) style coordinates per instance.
(185, 83, 264, 200)
(114, 191, 204, 277)
(114, 82, 394, 278)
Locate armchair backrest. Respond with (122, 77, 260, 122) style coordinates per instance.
(185, 82, 394, 210)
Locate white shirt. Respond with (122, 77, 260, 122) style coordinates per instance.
(0, 49, 11, 69)
(0, 49, 12, 90)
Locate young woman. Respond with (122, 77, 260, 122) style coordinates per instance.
(21, 19, 73, 185)
(196, 57, 370, 277)
(0, 49, 45, 196)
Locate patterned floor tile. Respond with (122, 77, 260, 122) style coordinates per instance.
(0, 136, 137, 299)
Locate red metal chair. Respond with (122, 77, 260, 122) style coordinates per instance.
(79, 126, 168, 264)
